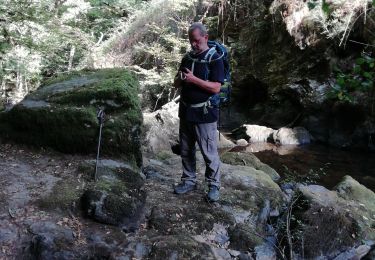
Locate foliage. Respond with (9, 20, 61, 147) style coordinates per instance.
(89, 0, 202, 110)
(275, 191, 309, 260)
(280, 163, 329, 185)
(0, 0, 153, 106)
(71, 0, 146, 40)
(270, 0, 373, 48)
(0, 0, 96, 104)
(328, 52, 374, 104)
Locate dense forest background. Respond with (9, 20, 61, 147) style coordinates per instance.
(1, 0, 374, 150)
(0, 0, 197, 109)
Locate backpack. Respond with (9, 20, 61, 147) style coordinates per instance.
(185, 40, 231, 107)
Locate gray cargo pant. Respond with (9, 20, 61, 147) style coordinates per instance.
(179, 119, 221, 188)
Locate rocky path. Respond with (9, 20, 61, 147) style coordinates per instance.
(0, 143, 127, 259)
(1, 142, 375, 259)
(0, 142, 281, 259)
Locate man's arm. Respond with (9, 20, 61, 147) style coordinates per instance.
(182, 68, 221, 94)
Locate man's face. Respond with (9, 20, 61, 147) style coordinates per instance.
(189, 28, 208, 53)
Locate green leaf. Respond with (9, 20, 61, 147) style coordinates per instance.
(361, 81, 372, 89)
(308, 2, 317, 10)
(353, 65, 361, 74)
(363, 72, 373, 79)
(356, 57, 365, 65)
(337, 77, 345, 86)
(322, 0, 331, 15)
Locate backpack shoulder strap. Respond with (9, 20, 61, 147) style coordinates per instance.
(204, 47, 217, 63)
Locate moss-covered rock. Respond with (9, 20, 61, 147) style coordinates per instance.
(81, 187, 146, 229)
(148, 203, 235, 236)
(79, 159, 146, 229)
(220, 163, 284, 212)
(296, 183, 375, 258)
(228, 223, 263, 251)
(148, 235, 215, 259)
(78, 159, 145, 189)
(220, 152, 280, 181)
(37, 179, 84, 211)
(335, 175, 375, 212)
(0, 68, 142, 167)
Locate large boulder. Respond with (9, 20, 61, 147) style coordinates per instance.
(220, 163, 284, 214)
(80, 159, 146, 231)
(0, 69, 142, 166)
(335, 175, 375, 219)
(273, 127, 311, 145)
(143, 100, 235, 153)
(220, 151, 280, 181)
(293, 179, 375, 258)
(232, 125, 275, 143)
(143, 100, 180, 153)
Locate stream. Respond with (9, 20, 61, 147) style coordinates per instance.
(228, 143, 375, 191)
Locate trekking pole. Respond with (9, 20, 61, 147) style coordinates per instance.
(218, 105, 221, 141)
(94, 107, 105, 181)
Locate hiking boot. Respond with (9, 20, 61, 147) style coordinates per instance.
(174, 182, 197, 194)
(207, 185, 220, 202)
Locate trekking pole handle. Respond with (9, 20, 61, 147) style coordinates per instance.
(97, 108, 105, 124)
(180, 71, 186, 80)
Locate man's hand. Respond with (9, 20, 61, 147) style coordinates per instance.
(182, 68, 196, 84)
(183, 68, 220, 94)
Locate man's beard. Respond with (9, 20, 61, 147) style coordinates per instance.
(191, 46, 205, 55)
(191, 46, 199, 54)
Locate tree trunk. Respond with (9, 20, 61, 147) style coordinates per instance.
(68, 45, 75, 71)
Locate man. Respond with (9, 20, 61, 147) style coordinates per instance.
(173, 22, 224, 202)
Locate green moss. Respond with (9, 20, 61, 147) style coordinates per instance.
(221, 166, 284, 212)
(149, 203, 235, 235)
(38, 179, 83, 210)
(0, 68, 143, 167)
(93, 179, 129, 195)
(221, 152, 280, 181)
(155, 150, 174, 161)
(221, 189, 259, 211)
(228, 223, 264, 251)
(0, 105, 97, 153)
(40, 69, 91, 87)
(149, 235, 215, 259)
(48, 70, 140, 111)
(335, 175, 375, 211)
(103, 194, 136, 221)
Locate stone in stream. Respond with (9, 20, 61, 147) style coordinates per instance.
(273, 126, 311, 145)
(232, 125, 275, 143)
(293, 177, 375, 258)
(236, 139, 249, 146)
